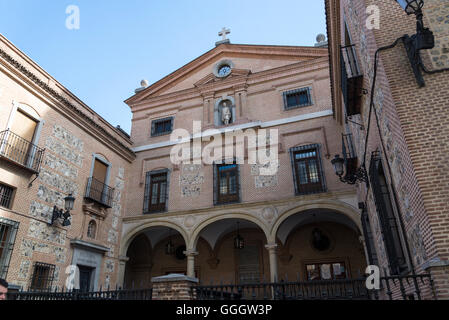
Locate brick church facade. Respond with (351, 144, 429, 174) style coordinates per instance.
(0, 0, 448, 300)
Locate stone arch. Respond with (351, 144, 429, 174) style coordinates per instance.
(269, 200, 362, 243)
(189, 213, 270, 249)
(120, 220, 189, 258)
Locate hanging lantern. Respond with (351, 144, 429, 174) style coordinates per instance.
(165, 231, 175, 255)
(234, 222, 244, 249)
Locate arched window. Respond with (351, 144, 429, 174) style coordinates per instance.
(87, 220, 97, 239)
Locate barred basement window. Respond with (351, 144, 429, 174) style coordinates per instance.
(0, 217, 19, 279)
(290, 144, 326, 195)
(369, 152, 408, 275)
(283, 87, 312, 110)
(30, 262, 56, 291)
(151, 117, 174, 137)
(214, 162, 240, 205)
(143, 169, 170, 214)
(0, 183, 15, 209)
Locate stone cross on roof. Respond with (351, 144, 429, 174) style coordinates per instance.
(216, 27, 231, 46)
(218, 27, 231, 41)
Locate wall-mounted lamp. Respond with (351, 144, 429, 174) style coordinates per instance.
(331, 154, 368, 185)
(49, 194, 75, 227)
(395, 0, 435, 87)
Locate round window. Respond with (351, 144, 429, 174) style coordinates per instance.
(218, 65, 231, 77)
(213, 59, 234, 78)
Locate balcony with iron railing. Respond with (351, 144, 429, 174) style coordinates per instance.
(84, 177, 115, 208)
(0, 130, 45, 174)
(340, 44, 364, 117)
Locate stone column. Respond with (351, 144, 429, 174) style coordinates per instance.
(234, 86, 248, 120)
(202, 93, 215, 126)
(151, 274, 199, 300)
(184, 249, 199, 278)
(117, 255, 129, 287)
(265, 243, 279, 283)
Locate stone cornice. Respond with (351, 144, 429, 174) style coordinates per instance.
(122, 190, 357, 223)
(0, 47, 136, 163)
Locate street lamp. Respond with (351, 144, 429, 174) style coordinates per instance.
(395, 0, 424, 15)
(394, 0, 435, 87)
(331, 154, 368, 185)
(49, 194, 75, 227)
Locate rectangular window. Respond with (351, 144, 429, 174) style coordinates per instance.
(283, 87, 312, 110)
(306, 262, 347, 281)
(85, 156, 114, 208)
(369, 152, 408, 275)
(0, 218, 19, 279)
(144, 170, 169, 213)
(151, 117, 174, 137)
(214, 163, 240, 205)
(30, 262, 55, 291)
(0, 183, 15, 209)
(290, 144, 326, 195)
(361, 206, 379, 266)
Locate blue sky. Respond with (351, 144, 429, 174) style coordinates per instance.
(0, 0, 326, 133)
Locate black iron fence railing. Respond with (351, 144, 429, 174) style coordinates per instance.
(195, 273, 436, 301)
(84, 177, 115, 208)
(195, 278, 369, 300)
(7, 288, 153, 301)
(0, 130, 45, 173)
(4, 273, 436, 300)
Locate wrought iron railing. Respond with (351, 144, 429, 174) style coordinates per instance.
(7, 287, 153, 301)
(195, 278, 370, 300)
(340, 44, 364, 116)
(0, 130, 45, 173)
(84, 177, 115, 208)
(195, 273, 436, 300)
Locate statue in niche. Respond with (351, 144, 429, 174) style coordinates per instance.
(220, 100, 233, 125)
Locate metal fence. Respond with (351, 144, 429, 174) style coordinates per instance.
(7, 287, 153, 301)
(4, 273, 435, 301)
(194, 273, 436, 301)
(84, 177, 115, 208)
(0, 129, 45, 173)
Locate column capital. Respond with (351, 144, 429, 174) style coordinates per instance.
(183, 250, 199, 257)
(119, 255, 130, 263)
(265, 243, 279, 251)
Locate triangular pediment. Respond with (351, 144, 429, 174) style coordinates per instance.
(125, 43, 328, 105)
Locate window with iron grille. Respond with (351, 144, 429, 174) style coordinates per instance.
(151, 117, 174, 137)
(0, 183, 15, 209)
(290, 144, 326, 195)
(361, 207, 379, 266)
(369, 152, 408, 275)
(283, 87, 312, 110)
(30, 262, 56, 291)
(0, 217, 19, 279)
(214, 162, 240, 205)
(143, 169, 170, 214)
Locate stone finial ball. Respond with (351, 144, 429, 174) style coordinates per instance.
(316, 34, 326, 43)
(141, 79, 149, 87)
